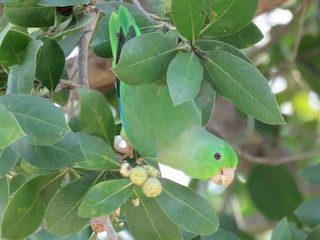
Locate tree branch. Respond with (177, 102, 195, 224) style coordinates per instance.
(130, 0, 158, 24)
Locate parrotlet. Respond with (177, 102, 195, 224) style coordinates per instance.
(109, 6, 238, 187)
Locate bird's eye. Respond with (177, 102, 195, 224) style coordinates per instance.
(214, 152, 221, 160)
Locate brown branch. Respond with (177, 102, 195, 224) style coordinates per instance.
(256, 0, 288, 16)
(130, 0, 158, 24)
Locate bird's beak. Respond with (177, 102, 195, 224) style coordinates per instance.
(210, 168, 235, 187)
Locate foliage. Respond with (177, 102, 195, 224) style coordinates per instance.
(0, 0, 319, 240)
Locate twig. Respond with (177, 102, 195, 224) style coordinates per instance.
(236, 148, 320, 166)
(77, 13, 99, 88)
(289, 0, 310, 63)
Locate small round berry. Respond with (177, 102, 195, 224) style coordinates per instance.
(129, 166, 148, 186)
(142, 177, 162, 198)
(143, 165, 161, 178)
(132, 198, 140, 207)
(90, 217, 107, 233)
(120, 162, 132, 177)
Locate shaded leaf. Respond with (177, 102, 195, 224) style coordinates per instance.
(194, 76, 216, 126)
(196, 39, 251, 63)
(201, 229, 240, 240)
(0, 29, 32, 66)
(307, 225, 320, 240)
(75, 132, 120, 170)
(58, 29, 84, 57)
(6, 64, 19, 94)
(36, 35, 65, 92)
(126, 188, 182, 240)
(171, 0, 205, 43)
(295, 198, 320, 228)
(214, 22, 263, 49)
(39, 0, 90, 6)
(200, 0, 258, 37)
(1, 173, 64, 239)
(0, 94, 69, 145)
(167, 52, 203, 105)
(271, 218, 291, 240)
(17, 40, 43, 93)
(247, 165, 303, 220)
(204, 50, 285, 124)
(78, 179, 134, 217)
(11, 132, 86, 169)
(0, 146, 19, 178)
(0, 177, 9, 237)
(46, 173, 102, 236)
(0, 102, 25, 148)
(91, 14, 112, 58)
(4, 6, 55, 27)
(299, 163, 320, 186)
(78, 88, 115, 146)
(28, 227, 92, 240)
(113, 32, 180, 85)
(157, 179, 218, 235)
(54, 14, 93, 38)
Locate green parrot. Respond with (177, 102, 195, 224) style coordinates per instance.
(109, 6, 238, 187)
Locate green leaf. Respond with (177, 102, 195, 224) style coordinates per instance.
(126, 189, 182, 240)
(0, 94, 70, 145)
(201, 229, 240, 240)
(78, 88, 115, 146)
(0, 177, 9, 237)
(167, 52, 203, 105)
(0, 102, 25, 148)
(97, 2, 150, 28)
(299, 163, 320, 186)
(36, 35, 65, 92)
(6, 64, 19, 94)
(295, 198, 320, 228)
(75, 132, 120, 170)
(0, 29, 33, 66)
(307, 225, 320, 240)
(91, 14, 112, 58)
(54, 14, 93, 39)
(214, 22, 263, 49)
(196, 39, 252, 63)
(78, 179, 134, 217)
(4, 6, 55, 27)
(0, 146, 19, 178)
(171, 0, 205, 43)
(247, 165, 303, 220)
(11, 132, 86, 169)
(113, 32, 180, 85)
(204, 50, 285, 124)
(194, 76, 215, 127)
(58, 29, 84, 57)
(1, 172, 64, 239)
(0, 22, 13, 46)
(46, 173, 102, 236)
(39, 0, 90, 6)
(18, 39, 43, 93)
(271, 218, 291, 240)
(156, 179, 218, 235)
(200, 0, 258, 37)
(28, 227, 92, 240)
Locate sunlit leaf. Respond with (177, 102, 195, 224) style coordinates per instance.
(126, 188, 182, 240)
(157, 179, 218, 235)
(46, 173, 102, 235)
(167, 52, 203, 105)
(171, 0, 205, 43)
(11, 132, 86, 169)
(0, 94, 69, 145)
(78, 179, 134, 217)
(0, 146, 19, 178)
(0, 102, 25, 148)
(200, 0, 258, 37)
(113, 32, 180, 85)
(204, 50, 285, 124)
